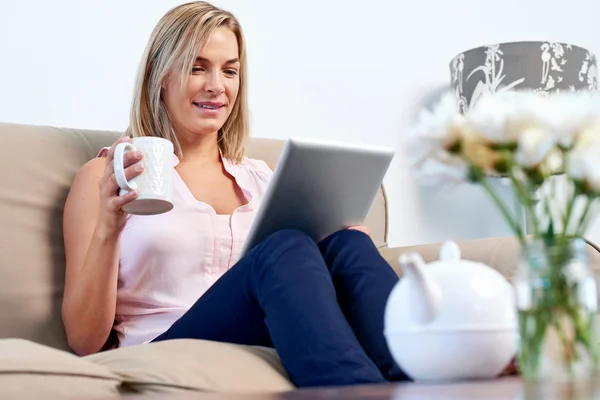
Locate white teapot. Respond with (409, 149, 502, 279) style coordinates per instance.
(383, 241, 517, 382)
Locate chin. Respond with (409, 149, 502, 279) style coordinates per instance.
(191, 122, 225, 135)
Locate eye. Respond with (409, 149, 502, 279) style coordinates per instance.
(224, 69, 238, 76)
(191, 66, 205, 73)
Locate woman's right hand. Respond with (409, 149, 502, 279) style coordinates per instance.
(96, 136, 144, 237)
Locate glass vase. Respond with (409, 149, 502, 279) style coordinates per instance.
(514, 237, 599, 382)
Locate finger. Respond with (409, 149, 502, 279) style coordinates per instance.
(124, 162, 145, 181)
(123, 150, 143, 168)
(109, 189, 139, 212)
(348, 225, 371, 236)
(103, 164, 145, 197)
(347, 225, 364, 232)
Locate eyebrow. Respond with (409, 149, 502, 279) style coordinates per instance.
(195, 56, 240, 65)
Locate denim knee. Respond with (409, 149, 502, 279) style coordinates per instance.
(262, 229, 316, 250)
(320, 227, 371, 246)
(253, 229, 325, 272)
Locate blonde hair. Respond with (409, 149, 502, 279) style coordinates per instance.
(126, 1, 249, 163)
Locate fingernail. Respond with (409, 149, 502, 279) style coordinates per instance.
(134, 151, 143, 158)
(130, 190, 138, 197)
(135, 163, 144, 171)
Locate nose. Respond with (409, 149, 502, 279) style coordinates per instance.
(204, 70, 225, 94)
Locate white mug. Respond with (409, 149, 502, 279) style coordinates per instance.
(113, 137, 176, 215)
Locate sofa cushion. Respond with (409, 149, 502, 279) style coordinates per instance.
(85, 339, 294, 394)
(0, 338, 122, 397)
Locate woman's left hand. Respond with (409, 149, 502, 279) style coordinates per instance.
(348, 225, 372, 237)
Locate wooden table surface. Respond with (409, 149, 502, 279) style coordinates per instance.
(79, 377, 600, 400)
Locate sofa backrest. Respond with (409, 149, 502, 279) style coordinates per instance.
(0, 122, 389, 352)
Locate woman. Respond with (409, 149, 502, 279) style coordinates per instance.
(62, 1, 405, 388)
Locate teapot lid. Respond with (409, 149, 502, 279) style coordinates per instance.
(432, 240, 487, 270)
(439, 241, 461, 262)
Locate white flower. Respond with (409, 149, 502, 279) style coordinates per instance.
(515, 126, 557, 169)
(538, 91, 600, 147)
(465, 91, 528, 144)
(412, 153, 468, 186)
(567, 127, 600, 192)
(407, 91, 463, 164)
(406, 90, 469, 185)
(540, 148, 564, 176)
(468, 90, 600, 150)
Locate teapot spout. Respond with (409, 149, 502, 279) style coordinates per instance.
(398, 252, 442, 325)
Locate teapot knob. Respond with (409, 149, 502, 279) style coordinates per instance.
(439, 241, 461, 261)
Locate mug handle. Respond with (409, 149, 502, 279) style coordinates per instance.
(113, 142, 139, 191)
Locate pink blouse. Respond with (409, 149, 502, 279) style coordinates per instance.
(97, 148, 273, 347)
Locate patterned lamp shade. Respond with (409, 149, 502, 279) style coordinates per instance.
(449, 41, 598, 113)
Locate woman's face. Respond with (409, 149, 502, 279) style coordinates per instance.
(162, 26, 240, 139)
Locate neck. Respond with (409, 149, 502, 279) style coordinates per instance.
(176, 131, 221, 166)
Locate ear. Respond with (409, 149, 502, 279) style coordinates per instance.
(161, 71, 173, 90)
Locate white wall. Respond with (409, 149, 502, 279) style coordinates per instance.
(1, 0, 600, 248)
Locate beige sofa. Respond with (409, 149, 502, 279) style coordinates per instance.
(1, 121, 599, 398)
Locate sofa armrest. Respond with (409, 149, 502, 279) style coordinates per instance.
(379, 236, 600, 282)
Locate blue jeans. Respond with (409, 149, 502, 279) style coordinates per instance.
(151, 229, 407, 387)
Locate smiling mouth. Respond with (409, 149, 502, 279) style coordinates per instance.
(193, 102, 224, 110)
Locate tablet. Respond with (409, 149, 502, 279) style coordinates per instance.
(241, 137, 395, 255)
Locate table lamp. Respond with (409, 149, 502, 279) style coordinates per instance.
(449, 41, 597, 113)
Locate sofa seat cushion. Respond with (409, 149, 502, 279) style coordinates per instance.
(0, 338, 122, 397)
(85, 338, 294, 394)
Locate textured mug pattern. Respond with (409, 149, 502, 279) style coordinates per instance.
(449, 41, 598, 113)
(128, 141, 174, 198)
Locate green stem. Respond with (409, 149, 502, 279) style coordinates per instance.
(561, 149, 576, 236)
(508, 167, 540, 237)
(552, 313, 574, 378)
(563, 182, 577, 236)
(473, 166, 526, 246)
(550, 177, 560, 237)
(519, 309, 550, 378)
(498, 152, 540, 237)
(576, 196, 597, 237)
